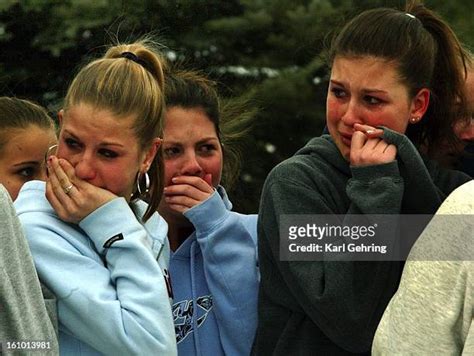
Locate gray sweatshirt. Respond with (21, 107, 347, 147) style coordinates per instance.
(0, 184, 58, 355)
(254, 129, 470, 355)
(373, 180, 474, 355)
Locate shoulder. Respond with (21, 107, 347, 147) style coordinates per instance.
(132, 199, 168, 240)
(423, 158, 472, 193)
(264, 138, 345, 200)
(437, 180, 474, 213)
(0, 184, 32, 258)
(0, 184, 11, 203)
(408, 180, 473, 260)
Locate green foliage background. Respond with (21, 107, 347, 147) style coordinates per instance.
(1, 0, 472, 212)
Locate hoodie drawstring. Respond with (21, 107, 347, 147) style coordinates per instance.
(190, 240, 202, 356)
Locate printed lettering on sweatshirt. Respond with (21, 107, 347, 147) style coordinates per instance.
(173, 295, 213, 344)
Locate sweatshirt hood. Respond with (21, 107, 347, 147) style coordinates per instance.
(15, 180, 53, 216)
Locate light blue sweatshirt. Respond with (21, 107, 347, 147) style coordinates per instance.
(14, 181, 177, 355)
(170, 186, 259, 356)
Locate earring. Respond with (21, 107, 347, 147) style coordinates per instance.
(410, 117, 419, 123)
(136, 171, 150, 196)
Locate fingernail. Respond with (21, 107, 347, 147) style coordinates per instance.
(172, 177, 177, 183)
(366, 130, 374, 134)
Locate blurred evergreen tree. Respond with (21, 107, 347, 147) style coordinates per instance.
(1, 0, 472, 212)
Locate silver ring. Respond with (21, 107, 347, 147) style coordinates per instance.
(63, 184, 74, 195)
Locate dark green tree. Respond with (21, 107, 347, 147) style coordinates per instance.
(1, 0, 472, 212)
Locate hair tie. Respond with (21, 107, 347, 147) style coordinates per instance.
(121, 51, 153, 74)
(405, 13, 416, 19)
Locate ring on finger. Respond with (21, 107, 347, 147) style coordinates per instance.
(63, 184, 74, 195)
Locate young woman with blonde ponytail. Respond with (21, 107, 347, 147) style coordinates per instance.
(14, 40, 177, 355)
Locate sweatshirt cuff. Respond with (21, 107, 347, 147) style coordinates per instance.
(379, 126, 415, 152)
(79, 197, 143, 254)
(184, 190, 229, 233)
(350, 160, 400, 181)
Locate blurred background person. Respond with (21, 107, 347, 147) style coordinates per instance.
(0, 97, 56, 200)
(435, 56, 474, 176)
(373, 179, 473, 355)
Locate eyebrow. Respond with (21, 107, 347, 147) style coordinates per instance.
(330, 80, 388, 95)
(13, 161, 41, 167)
(329, 79, 346, 88)
(361, 89, 388, 95)
(163, 137, 219, 145)
(197, 137, 219, 145)
(64, 130, 125, 148)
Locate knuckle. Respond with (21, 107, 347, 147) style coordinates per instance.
(350, 152, 358, 164)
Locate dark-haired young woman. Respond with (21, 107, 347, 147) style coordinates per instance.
(255, 1, 472, 354)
